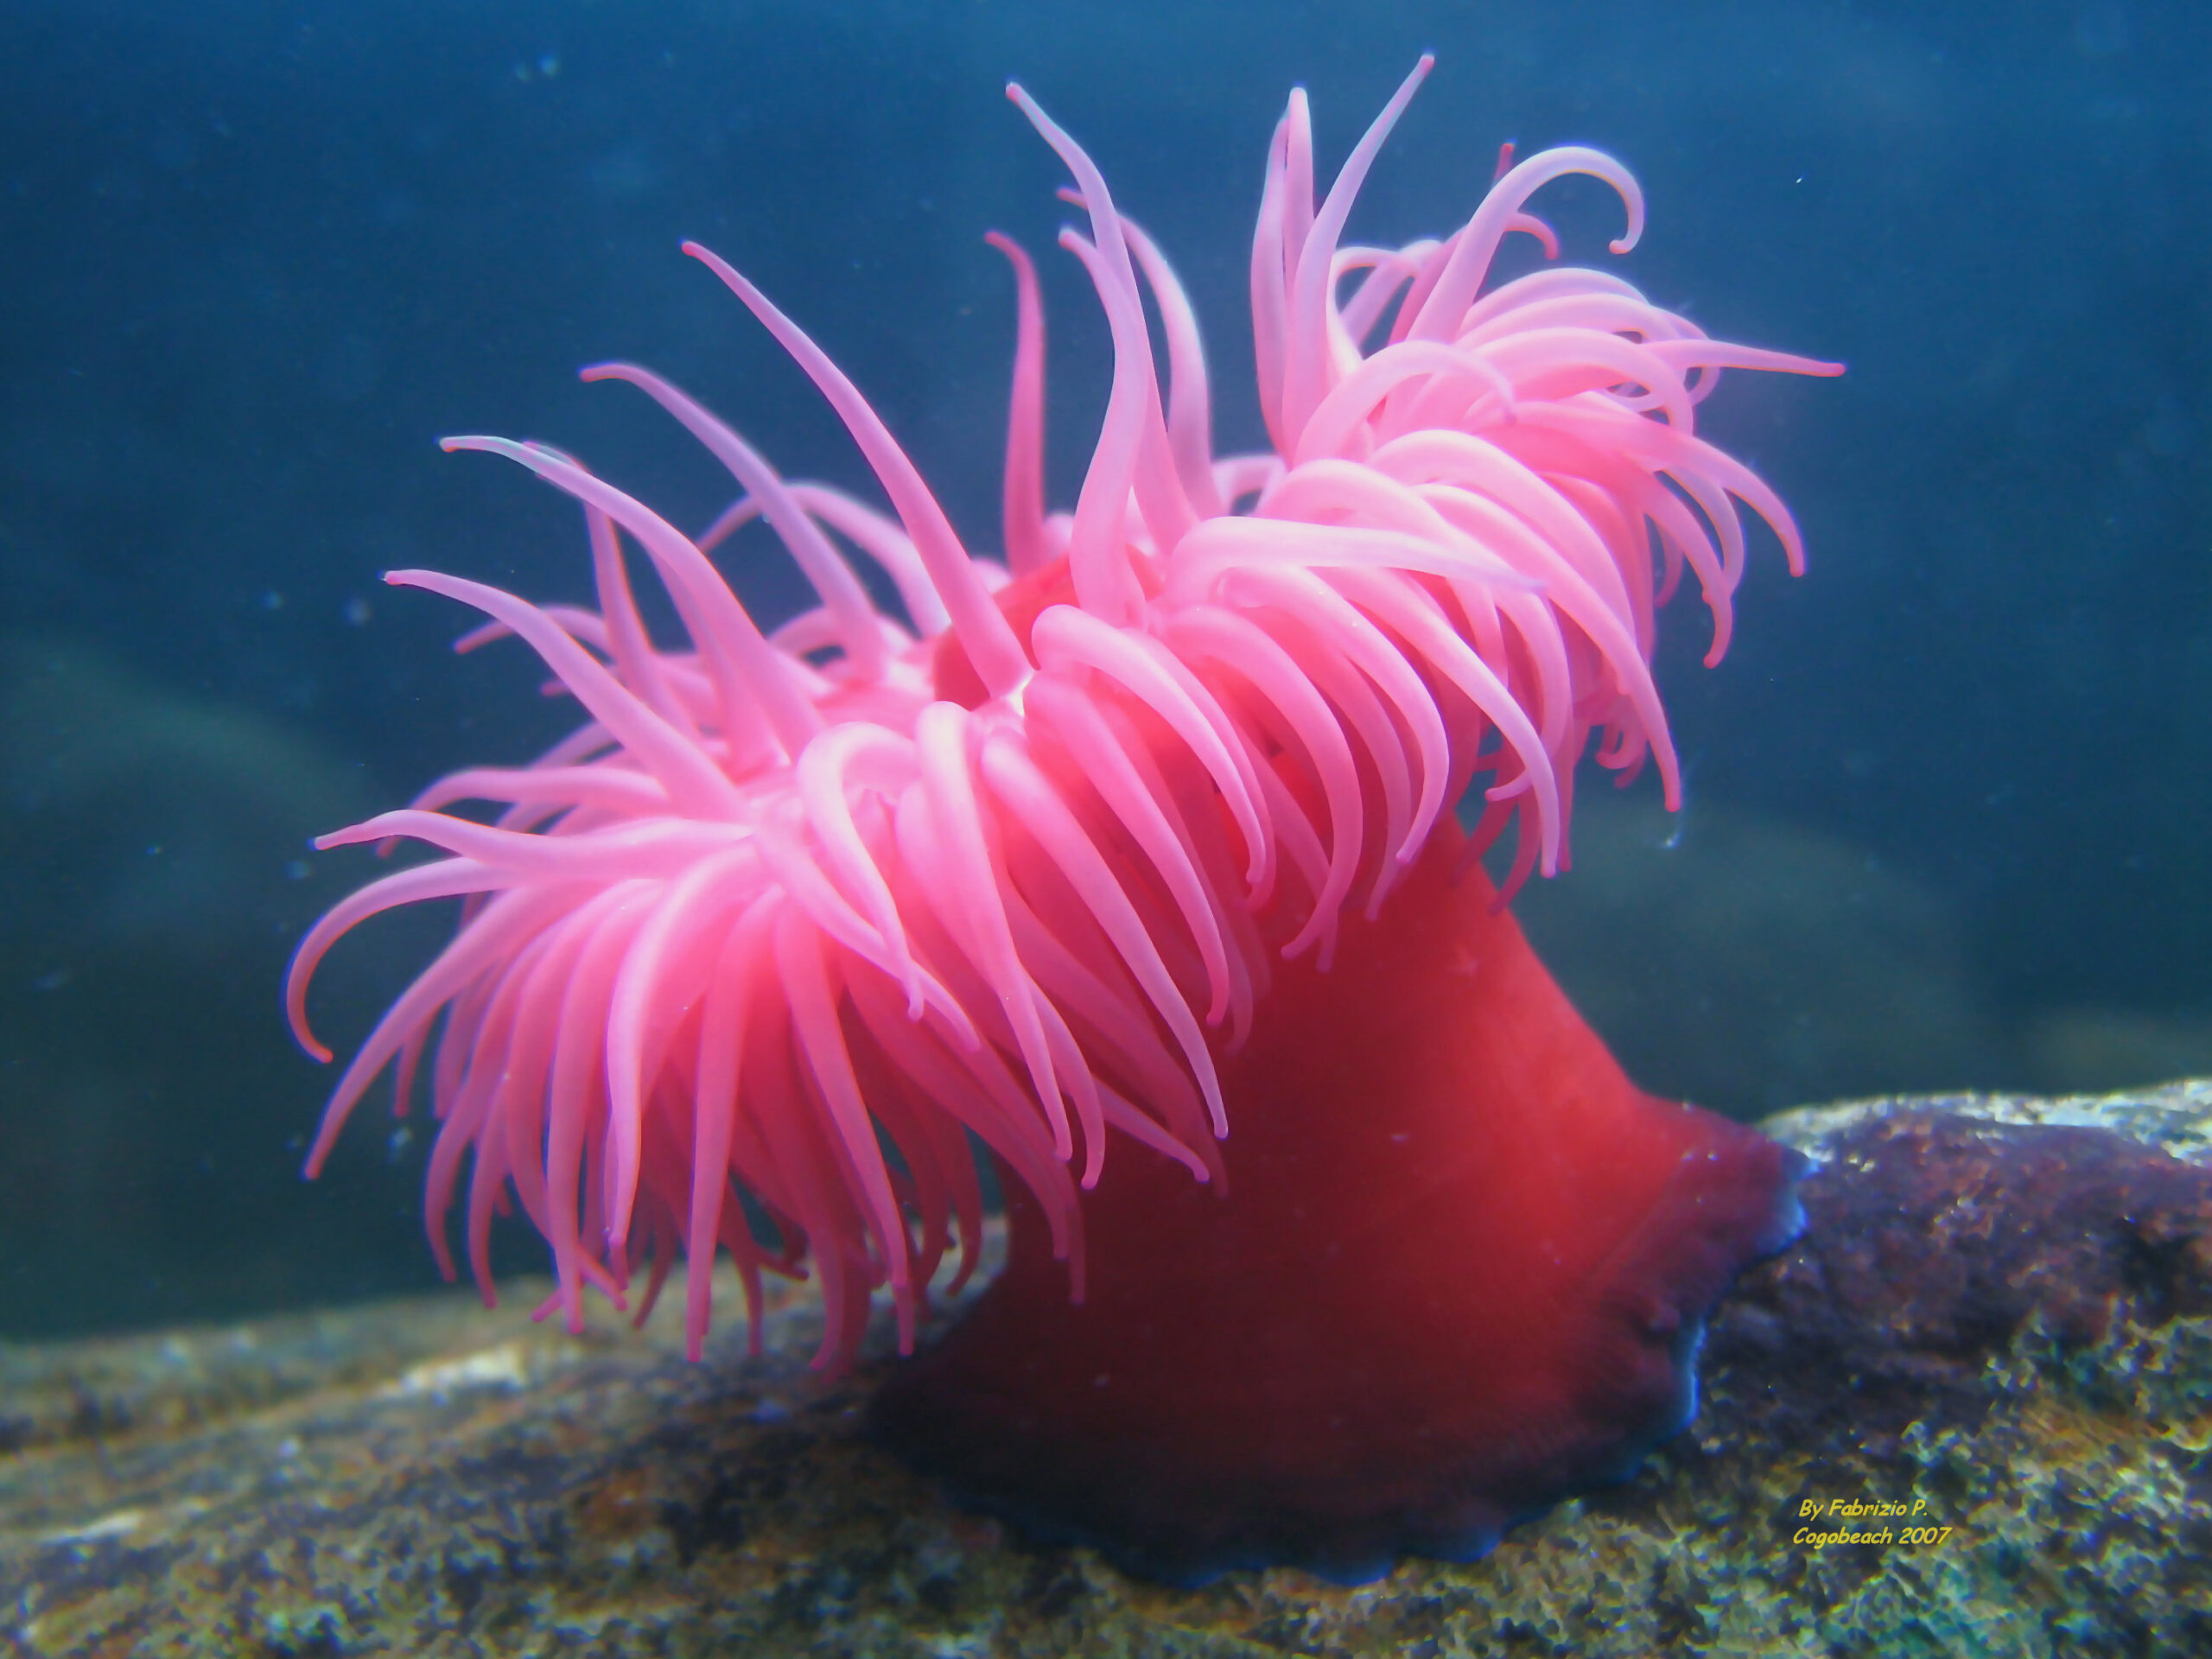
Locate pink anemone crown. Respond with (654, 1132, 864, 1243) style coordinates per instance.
(287, 59, 1840, 1373)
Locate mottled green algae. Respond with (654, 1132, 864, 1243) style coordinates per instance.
(6, 1082, 2212, 1657)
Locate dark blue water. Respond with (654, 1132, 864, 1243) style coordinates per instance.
(0, 0, 2204, 1337)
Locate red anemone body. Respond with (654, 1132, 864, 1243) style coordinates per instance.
(874, 823, 1803, 1582)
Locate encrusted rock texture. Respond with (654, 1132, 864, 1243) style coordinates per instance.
(7, 1081, 2212, 1657)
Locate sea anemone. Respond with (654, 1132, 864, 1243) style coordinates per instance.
(289, 58, 1837, 1580)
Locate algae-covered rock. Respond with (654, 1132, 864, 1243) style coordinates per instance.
(6, 1082, 2212, 1656)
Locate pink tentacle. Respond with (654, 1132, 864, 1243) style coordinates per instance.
(1109, 207, 1225, 521)
(1282, 56, 1433, 442)
(582, 363, 890, 683)
(1408, 146, 1646, 343)
(1007, 82, 1183, 613)
(683, 242, 1032, 700)
(437, 440, 819, 764)
(984, 232, 1052, 575)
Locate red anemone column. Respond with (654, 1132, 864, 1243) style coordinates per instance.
(872, 823, 1805, 1584)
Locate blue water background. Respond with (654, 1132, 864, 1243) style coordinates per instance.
(0, 0, 2203, 1335)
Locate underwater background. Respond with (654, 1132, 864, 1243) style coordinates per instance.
(0, 0, 2203, 1340)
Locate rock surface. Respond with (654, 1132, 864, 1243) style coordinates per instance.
(7, 1082, 2212, 1656)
